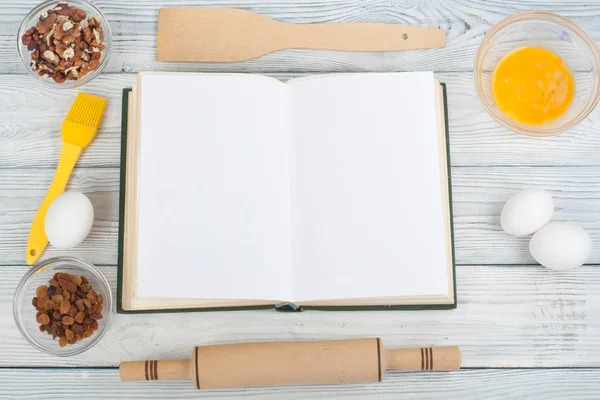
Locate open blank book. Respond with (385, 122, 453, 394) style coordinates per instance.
(118, 71, 455, 312)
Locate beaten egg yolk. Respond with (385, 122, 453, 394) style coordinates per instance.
(492, 46, 574, 125)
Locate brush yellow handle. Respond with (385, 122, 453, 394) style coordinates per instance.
(26, 142, 83, 265)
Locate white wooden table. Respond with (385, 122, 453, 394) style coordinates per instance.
(2, 1, 600, 398)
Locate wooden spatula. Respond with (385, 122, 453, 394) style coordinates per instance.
(157, 8, 446, 62)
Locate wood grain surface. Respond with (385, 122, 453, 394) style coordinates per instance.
(1, 264, 599, 368)
(2, 0, 600, 398)
(2, 72, 600, 168)
(3, 0, 600, 74)
(2, 368, 600, 399)
(1, 167, 598, 265)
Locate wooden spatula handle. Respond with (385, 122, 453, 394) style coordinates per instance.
(283, 23, 446, 51)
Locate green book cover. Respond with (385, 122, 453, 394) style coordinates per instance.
(117, 82, 456, 314)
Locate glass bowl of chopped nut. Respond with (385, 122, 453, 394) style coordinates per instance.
(13, 257, 112, 356)
(18, 0, 112, 88)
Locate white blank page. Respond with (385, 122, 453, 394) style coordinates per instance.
(289, 72, 449, 302)
(136, 73, 293, 301)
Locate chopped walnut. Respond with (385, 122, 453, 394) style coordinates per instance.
(45, 25, 55, 47)
(43, 50, 59, 63)
(55, 41, 67, 57)
(63, 20, 74, 31)
(36, 12, 57, 34)
(21, 2, 105, 83)
(72, 9, 87, 23)
(63, 47, 74, 60)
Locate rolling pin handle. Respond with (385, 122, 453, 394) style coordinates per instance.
(119, 359, 191, 382)
(384, 346, 461, 371)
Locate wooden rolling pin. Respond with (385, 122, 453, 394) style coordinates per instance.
(120, 338, 460, 389)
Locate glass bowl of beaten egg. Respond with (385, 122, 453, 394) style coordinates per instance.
(475, 11, 600, 136)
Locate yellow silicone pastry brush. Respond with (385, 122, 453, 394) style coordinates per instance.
(26, 92, 107, 265)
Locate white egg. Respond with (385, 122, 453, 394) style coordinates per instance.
(45, 192, 94, 249)
(501, 187, 554, 236)
(529, 222, 592, 270)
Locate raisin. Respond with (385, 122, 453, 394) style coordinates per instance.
(36, 313, 50, 325)
(74, 311, 85, 324)
(72, 324, 84, 335)
(59, 278, 77, 294)
(86, 293, 97, 304)
(36, 286, 48, 298)
(44, 300, 55, 311)
(51, 294, 63, 304)
(51, 325, 58, 339)
(31, 270, 103, 346)
(37, 298, 46, 309)
(60, 300, 71, 314)
(70, 275, 83, 286)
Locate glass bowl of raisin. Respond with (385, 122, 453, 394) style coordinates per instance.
(13, 257, 112, 356)
(17, 0, 112, 88)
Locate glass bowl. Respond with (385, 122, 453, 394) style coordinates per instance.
(13, 257, 112, 357)
(17, 0, 112, 88)
(474, 11, 600, 136)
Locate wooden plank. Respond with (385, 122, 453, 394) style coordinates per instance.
(1, 73, 600, 169)
(0, 166, 598, 265)
(3, 0, 600, 74)
(1, 368, 600, 399)
(1, 263, 600, 367)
